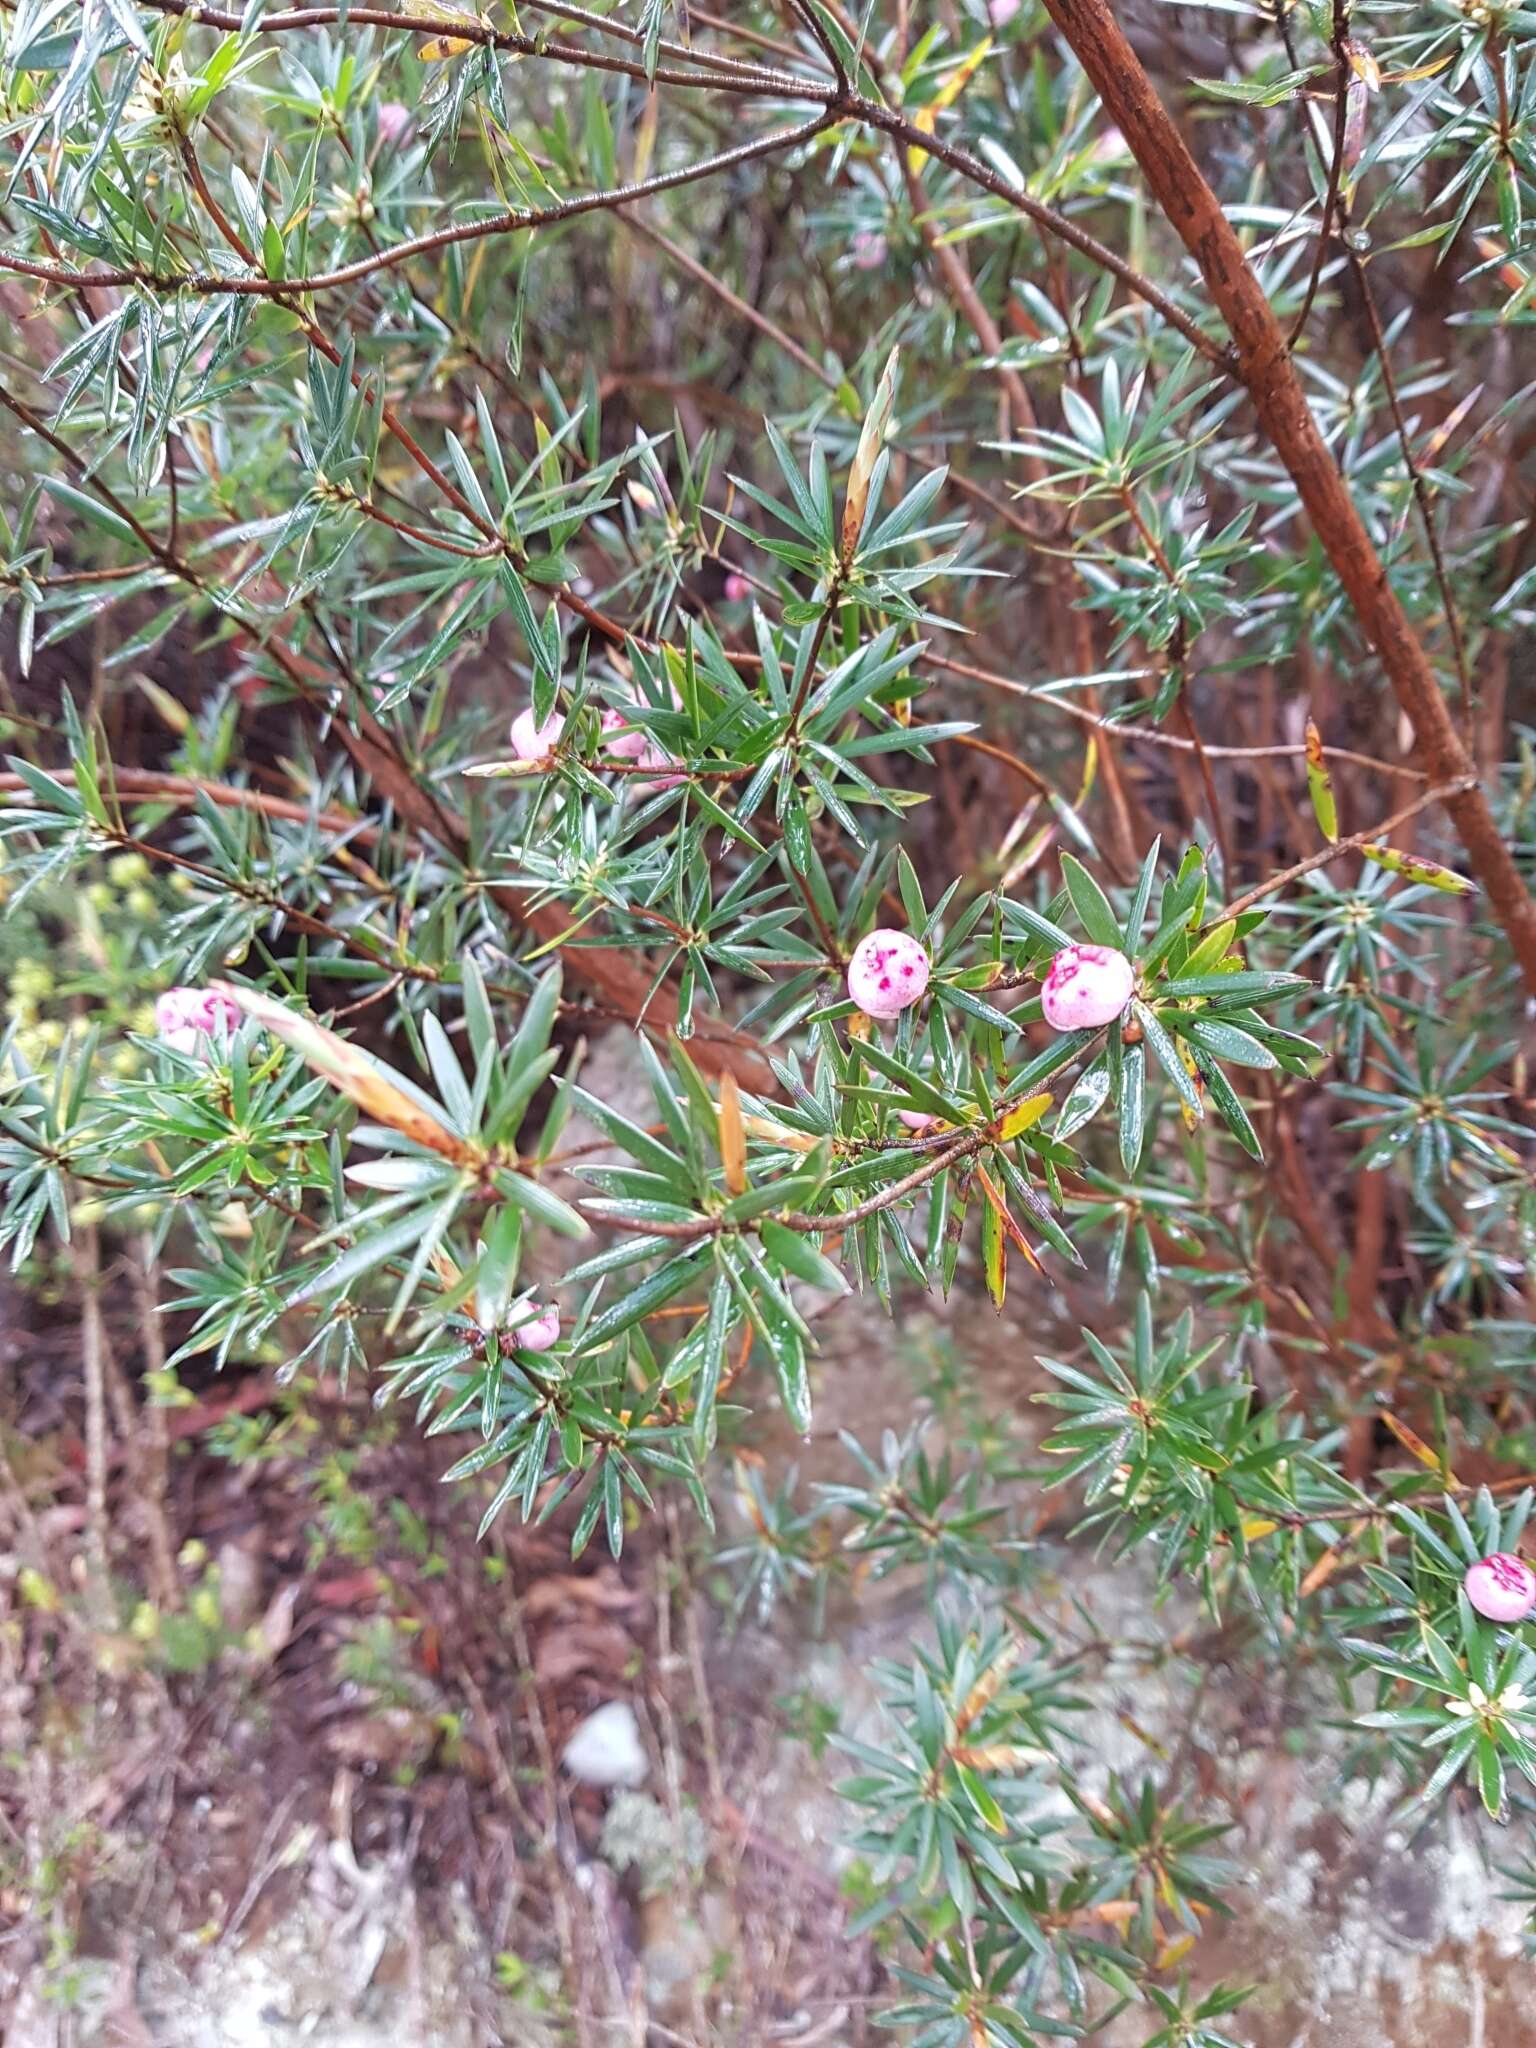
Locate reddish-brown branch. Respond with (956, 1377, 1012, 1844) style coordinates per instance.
(1041, 0, 1536, 993)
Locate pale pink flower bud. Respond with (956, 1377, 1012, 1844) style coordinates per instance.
(377, 102, 413, 146)
(510, 706, 563, 765)
(897, 1108, 939, 1132)
(1464, 1553, 1536, 1623)
(847, 929, 930, 1021)
(1040, 943, 1135, 1032)
(723, 572, 751, 603)
(851, 230, 888, 271)
(510, 1303, 560, 1353)
(600, 706, 649, 762)
(155, 985, 242, 1057)
(602, 679, 683, 765)
(632, 736, 686, 795)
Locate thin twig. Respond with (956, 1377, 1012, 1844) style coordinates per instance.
(17, 9, 1228, 364)
(921, 650, 1427, 779)
(1216, 776, 1477, 920)
(1285, 19, 1352, 351)
(0, 118, 837, 299)
(71, 1225, 113, 1627)
(618, 211, 838, 389)
(128, 1235, 180, 1609)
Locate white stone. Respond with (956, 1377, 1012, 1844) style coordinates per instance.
(561, 1699, 648, 1788)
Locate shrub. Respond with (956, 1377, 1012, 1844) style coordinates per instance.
(2, 0, 1535, 2037)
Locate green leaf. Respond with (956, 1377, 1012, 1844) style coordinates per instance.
(1476, 1730, 1506, 1819)
(509, 964, 564, 1071)
(1182, 1018, 1277, 1069)
(1124, 835, 1161, 945)
(1180, 919, 1237, 982)
(1056, 1057, 1109, 1141)
(1060, 853, 1122, 948)
(1360, 844, 1474, 894)
(291, 1203, 453, 1306)
(1194, 64, 1325, 106)
(955, 1762, 1006, 1833)
(1160, 971, 1306, 1004)
(935, 982, 1015, 1033)
(579, 1253, 707, 1350)
(42, 478, 140, 544)
(799, 0, 887, 103)
(1005, 900, 1075, 955)
(491, 1165, 590, 1239)
(571, 1087, 692, 1187)
(474, 1201, 524, 1330)
(690, 1272, 735, 1456)
(981, 1188, 1006, 1309)
(1135, 1004, 1203, 1119)
(1304, 718, 1338, 842)
(422, 1010, 474, 1131)
(759, 1217, 848, 1294)
(1118, 1044, 1146, 1174)
(1191, 1050, 1262, 1160)
(759, 1288, 812, 1432)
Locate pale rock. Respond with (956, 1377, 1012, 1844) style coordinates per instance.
(562, 1699, 648, 1788)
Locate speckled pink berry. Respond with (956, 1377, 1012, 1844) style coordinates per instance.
(851, 230, 888, 271)
(847, 929, 930, 1021)
(1040, 943, 1135, 1032)
(1465, 1553, 1536, 1623)
(510, 1303, 560, 1353)
(723, 572, 751, 603)
(510, 706, 562, 764)
(897, 1108, 939, 1132)
(155, 986, 242, 1057)
(377, 101, 413, 145)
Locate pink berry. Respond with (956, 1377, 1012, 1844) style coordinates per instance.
(155, 986, 242, 1058)
(510, 706, 563, 765)
(1040, 943, 1135, 1032)
(851, 230, 888, 271)
(1464, 1553, 1536, 1623)
(989, 0, 1021, 22)
(847, 929, 930, 1021)
(723, 572, 751, 603)
(510, 1303, 560, 1353)
(897, 1108, 939, 1132)
(376, 101, 413, 145)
